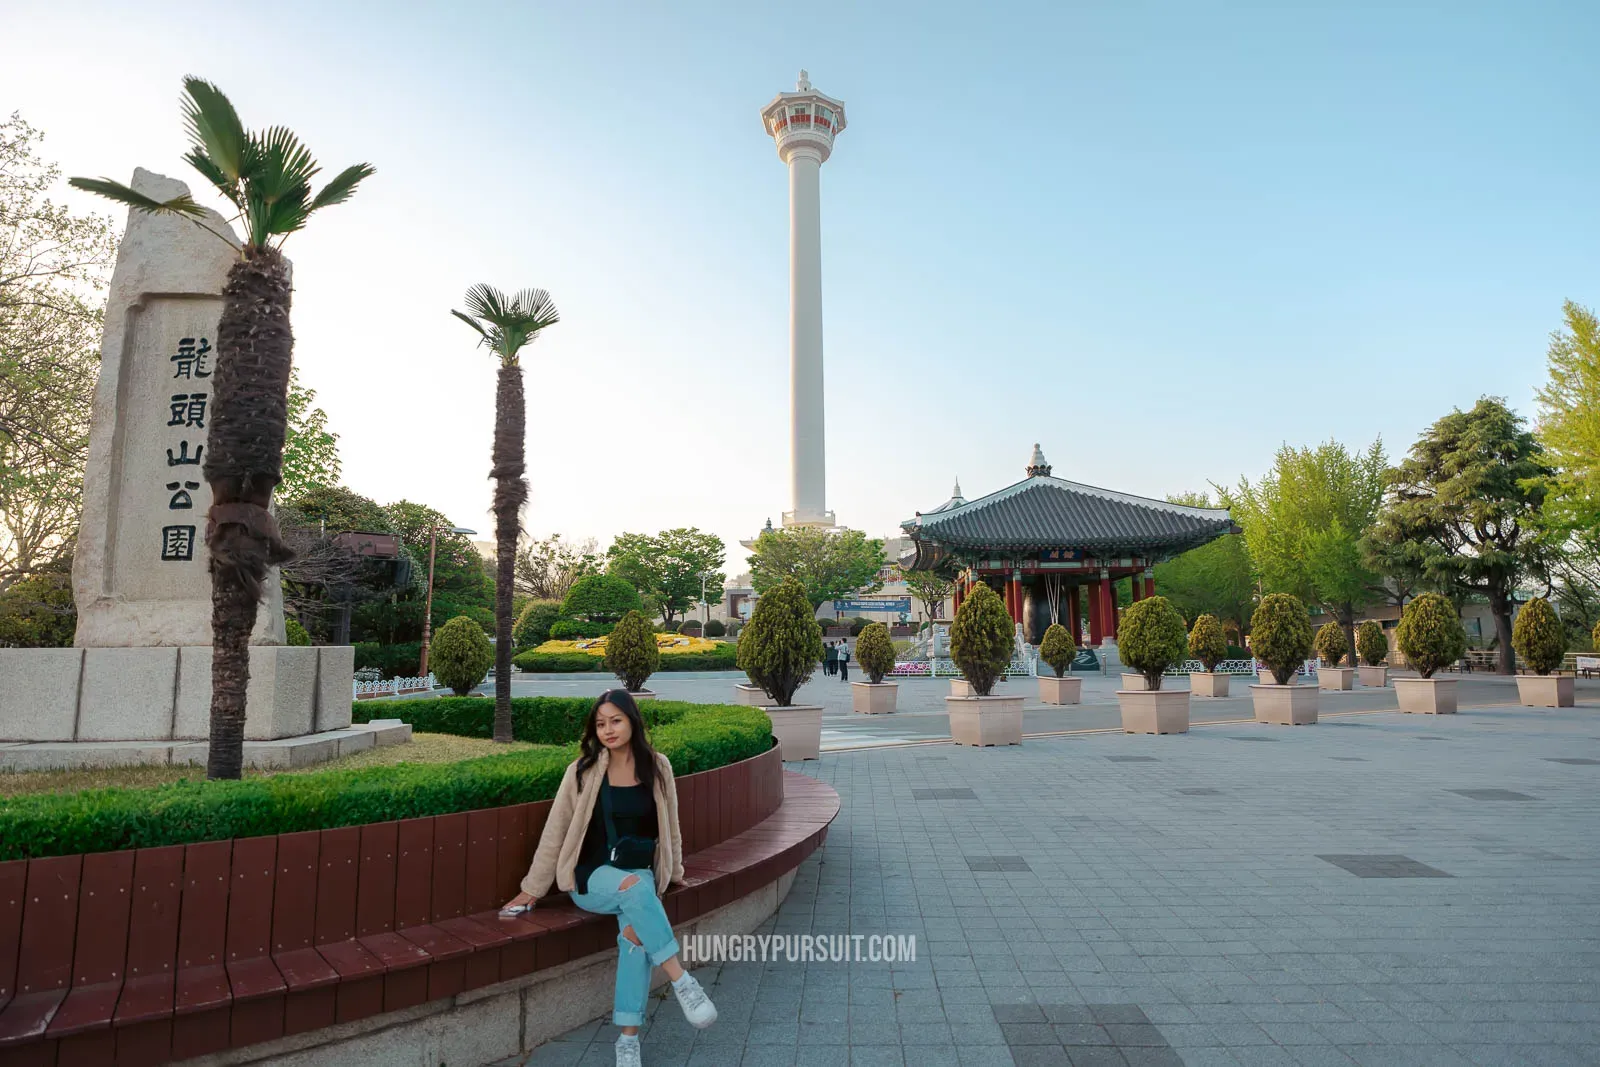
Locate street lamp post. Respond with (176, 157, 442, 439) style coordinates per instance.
(699, 571, 715, 637)
(419, 523, 477, 678)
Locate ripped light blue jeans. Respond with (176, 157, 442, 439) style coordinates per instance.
(569, 865, 681, 1027)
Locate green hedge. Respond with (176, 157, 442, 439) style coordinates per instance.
(354, 695, 689, 743)
(0, 701, 771, 861)
(512, 643, 739, 674)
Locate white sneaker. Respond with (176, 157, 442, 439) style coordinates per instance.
(671, 972, 717, 1029)
(615, 1033, 641, 1067)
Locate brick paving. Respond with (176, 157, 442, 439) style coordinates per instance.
(505, 699, 1600, 1066)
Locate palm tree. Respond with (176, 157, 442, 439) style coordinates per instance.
(71, 77, 372, 779)
(452, 286, 560, 743)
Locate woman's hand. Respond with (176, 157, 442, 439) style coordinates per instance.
(499, 891, 536, 916)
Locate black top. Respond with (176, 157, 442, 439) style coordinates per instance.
(574, 779, 658, 895)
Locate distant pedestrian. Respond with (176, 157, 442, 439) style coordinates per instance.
(838, 645, 850, 682)
(824, 641, 837, 676)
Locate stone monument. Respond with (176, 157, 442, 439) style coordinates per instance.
(0, 170, 356, 761)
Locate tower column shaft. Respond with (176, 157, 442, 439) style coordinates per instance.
(787, 149, 826, 524)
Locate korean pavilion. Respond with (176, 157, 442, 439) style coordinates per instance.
(899, 445, 1237, 647)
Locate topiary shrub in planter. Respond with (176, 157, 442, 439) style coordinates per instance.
(604, 610, 661, 694)
(851, 622, 899, 714)
(1512, 597, 1572, 706)
(736, 575, 825, 758)
(560, 573, 643, 623)
(950, 582, 1014, 698)
(1355, 619, 1389, 686)
(1037, 623, 1081, 705)
(704, 618, 726, 637)
(947, 583, 1021, 745)
(549, 618, 612, 640)
(431, 615, 494, 696)
(285, 617, 311, 646)
(1250, 593, 1318, 725)
(1394, 592, 1467, 714)
(1115, 596, 1191, 734)
(1315, 621, 1354, 691)
(1188, 613, 1229, 697)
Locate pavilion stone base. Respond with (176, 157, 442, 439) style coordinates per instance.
(0, 645, 354, 743)
(0, 719, 410, 773)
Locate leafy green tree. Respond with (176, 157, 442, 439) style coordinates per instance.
(1188, 614, 1228, 672)
(1314, 621, 1349, 667)
(1148, 491, 1253, 641)
(949, 582, 1014, 697)
(606, 528, 725, 626)
(854, 622, 896, 684)
(279, 368, 341, 500)
(1233, 441, 1386, 660)
(1534, 301, 1600, 531)
(452, 285, 560, 743)
(896, 565, 953, 621)
(513, 598, 562, 648)
(1251, 593, 1315, 685)
(747, 526, 885, 610)
(1367, 398, 1552, 674)
(604, 610, 660, 692)
(1040, 622, 1076, 677)
(0, 113, 117, 591)
(431, 615, 494, 696)
(1395, 592, 1467, 678)
(1355, 620, 1388, 667)
(562, 573, 643, 623)
(0, 564, 75, 647)
(736, 575, 823, 706)
(1512, 597, 1565, 676)
(72, 77, 373, 779)
(1119, 596, 1188, 691)
(355, 500, 493, 645)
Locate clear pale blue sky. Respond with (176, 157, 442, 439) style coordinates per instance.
(5, 0, 1596, 572)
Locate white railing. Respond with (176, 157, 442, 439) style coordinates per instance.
(353, 673, 437, 699)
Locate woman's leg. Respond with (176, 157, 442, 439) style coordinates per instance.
(570, 871, 653, 1035)
(582, 866, 681, 970)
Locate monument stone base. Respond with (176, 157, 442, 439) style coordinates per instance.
(0, 718, 410, 773)
(0, 645, 354, 744)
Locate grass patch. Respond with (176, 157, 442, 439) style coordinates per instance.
(0, 733, 539, 799)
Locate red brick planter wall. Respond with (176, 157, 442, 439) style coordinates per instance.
(0, 745, 787, 1065)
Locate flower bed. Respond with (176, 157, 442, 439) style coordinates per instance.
(533, 634, 721, 656)
(887, 661, 932, 676)
(513, 642, 739, 673)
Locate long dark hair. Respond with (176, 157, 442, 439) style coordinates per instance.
(575, 688, 657, 793)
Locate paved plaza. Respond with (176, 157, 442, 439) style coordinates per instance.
(501, 684, 1600, 1066)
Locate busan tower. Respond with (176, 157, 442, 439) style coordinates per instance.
(761, 71, 846, 529)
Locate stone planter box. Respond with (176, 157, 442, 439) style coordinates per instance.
(851, 681, 898, 714)
(1358, 665, 1388, 687)
(1251, 683, 1318, 725)
(627, 688, 656, 701)
(1516, 674, 1574, 708)
(947, 694, 1024, 747)
(1318, 667, 1355, 691)
(1120, 672, 1149, 691)
(1395, 677, 1457, 714)
(1037, 675, 1082, 705)
(1190, 672, 1229, 698)
(1116, 689, 1190, 734)
(734, 683, 766, 706)
(950, 678, 1002, 698)
(765, 705, 824, 760)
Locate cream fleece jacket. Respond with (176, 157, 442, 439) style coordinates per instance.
(519, 747, 685, 899)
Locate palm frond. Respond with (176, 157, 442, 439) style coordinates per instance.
(181, 77, 249, 181)
(452, 309, 492, 343)
(456, 284, 560, 365)
(308, 163, 375, 213)
(250, 125, 320, 204)
(509, 288, 561, 332)
(67, 177, 208, 219)
(182, 148, 241, 209)
(463, 283, 512, 326)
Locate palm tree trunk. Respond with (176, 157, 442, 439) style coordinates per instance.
(204, 246, 296, 779)
(491, 362, 527, 743)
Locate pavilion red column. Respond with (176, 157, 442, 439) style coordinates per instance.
(1130, 576, 1143, 604)
(1143, 573, 1155, 600)
(1009, 575, 1023, 625)
(1087, 583, 1103, 645)
(1067, 586, 1082, 642)
(1100, 574, 1118, 639)
(952, 579, 965, 616)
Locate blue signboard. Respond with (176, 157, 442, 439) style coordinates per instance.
(833, 598, 912, 615)
(1039, 548, 1086, 562)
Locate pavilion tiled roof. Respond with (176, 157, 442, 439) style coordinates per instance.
(902, 458, 1236, 560)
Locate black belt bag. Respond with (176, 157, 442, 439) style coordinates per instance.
(602, 780, 658, 871)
